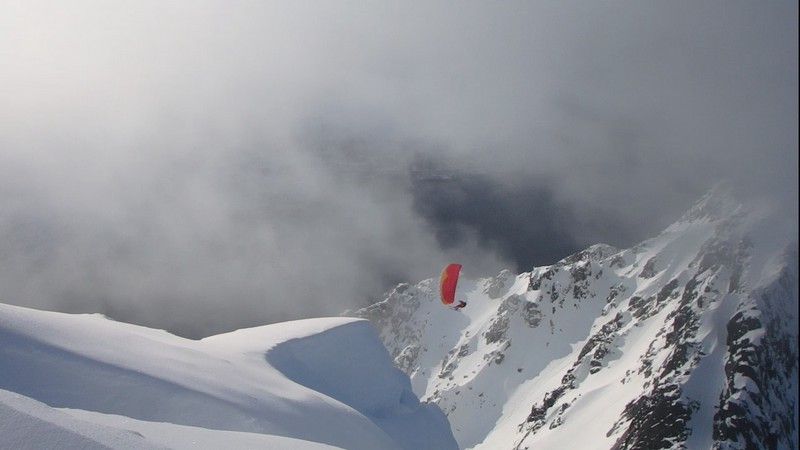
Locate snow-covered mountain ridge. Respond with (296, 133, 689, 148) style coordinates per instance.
(0, 307, 457, 449)
(1, 186, 794, 450)
(354, 186, 798, 449)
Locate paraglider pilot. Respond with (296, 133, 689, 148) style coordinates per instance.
(440, 263, 465, 311)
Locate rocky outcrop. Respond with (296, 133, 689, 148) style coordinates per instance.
(353, 187, 798, 450)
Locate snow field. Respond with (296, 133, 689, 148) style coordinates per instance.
(0, 304, 457, 449)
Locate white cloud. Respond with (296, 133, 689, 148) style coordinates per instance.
(1, 1, 795, 336)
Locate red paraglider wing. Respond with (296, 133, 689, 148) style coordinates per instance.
(439, 263, 462, 304)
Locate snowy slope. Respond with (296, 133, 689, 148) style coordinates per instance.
(0, 306, 457, 450)
(1, 186, 794, 450)
(356, 186, 798, 449)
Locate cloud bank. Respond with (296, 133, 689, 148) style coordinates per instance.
(1, 1, 796, 337)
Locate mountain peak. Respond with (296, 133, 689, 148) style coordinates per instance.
(558, 243, 620, 266)
(355, 188, 798, 449)
(673, 180, 742, 226)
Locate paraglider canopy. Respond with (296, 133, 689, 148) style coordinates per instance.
(439, 263, 462, 305)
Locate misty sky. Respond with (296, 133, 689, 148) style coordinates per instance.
(1, 1, 797, 338)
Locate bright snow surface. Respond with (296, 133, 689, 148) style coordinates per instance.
(0, 304, 457, 449)
(360, 188, 798, 450)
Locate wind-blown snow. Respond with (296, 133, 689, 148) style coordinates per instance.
(0, 305, 457, 449)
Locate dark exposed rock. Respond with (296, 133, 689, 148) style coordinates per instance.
(610, 383, 695, 450)
(578, 312, 626, 362)
(484, 314, 509, 345)
(609, 254, 628, 268)
(439, 343, 470, 379)
(570, 262, 590, 283)
(528, 274, 542, 291)
(483, 341, 511, 365)
(529, 267, 558, 293)
(526, 383, 571, 431)
(639, 257, 658, 278)
(522, 301, 542, 328)
(627, 295, 648, 319)
(712, 261, 798, 450)
(395, 344, 421, 374)
(627, 279, 680, 320)
(559, 244, 619, 266)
